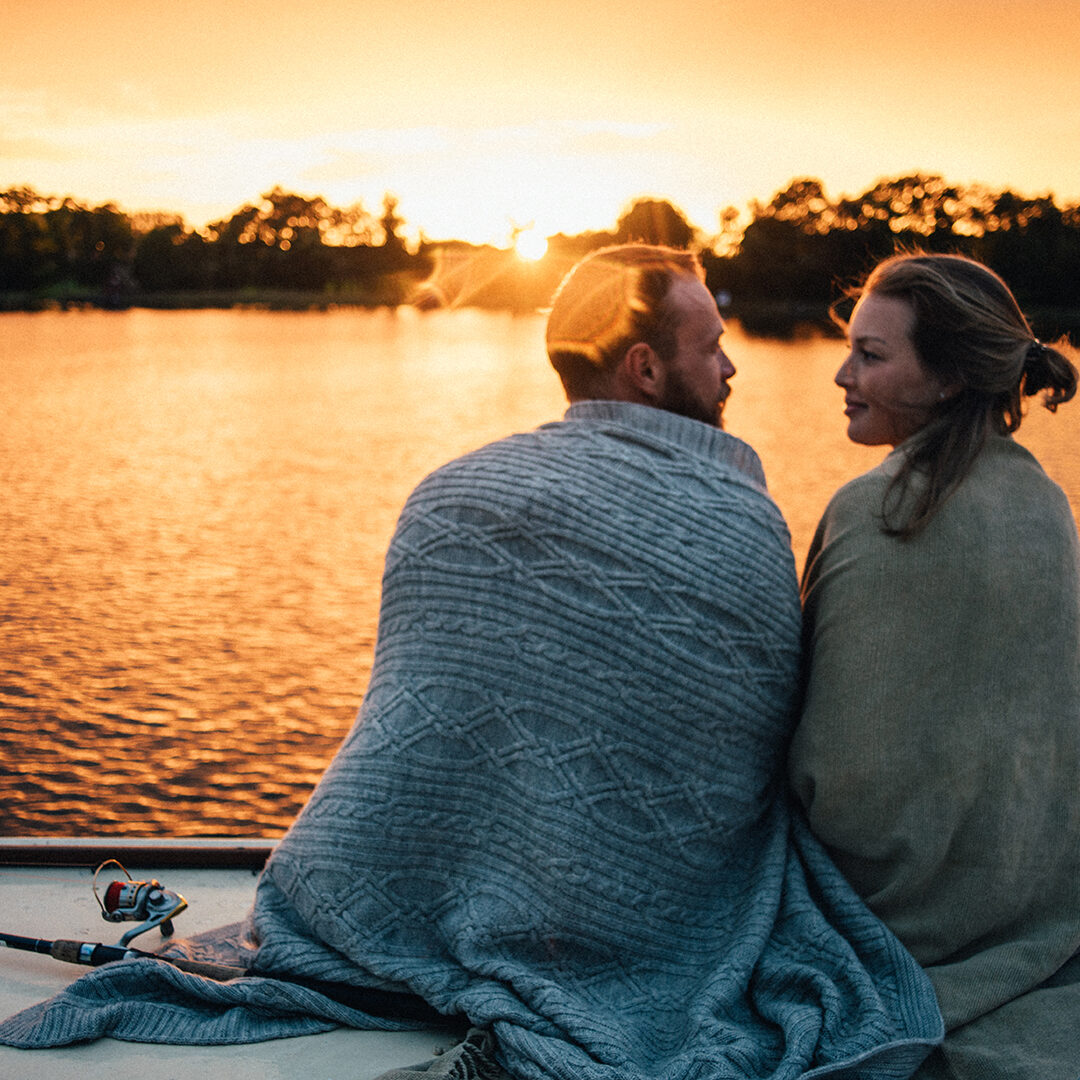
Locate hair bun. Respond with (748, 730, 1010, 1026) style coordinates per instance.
(1021, 337, 1078, 407)
(1022, 339, 1051, 391)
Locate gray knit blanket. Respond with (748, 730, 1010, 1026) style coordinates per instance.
(0, 402, 942, 1077)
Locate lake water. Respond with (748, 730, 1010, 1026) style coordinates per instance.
(3, 308, 1079, 837)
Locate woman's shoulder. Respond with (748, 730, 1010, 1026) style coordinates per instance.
(975, 432, 1056, 478)
(828, 436, 1064, 507)
(961, 435, 1072, 516)
(816, 436, 1075, 554)
(811, 437, 1073, 560)
(816, 453, 898, 527)
(801, 459, 897, 588)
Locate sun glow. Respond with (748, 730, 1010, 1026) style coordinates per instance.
(513, 228, 548, 261)
(2, 2, 1079, 249)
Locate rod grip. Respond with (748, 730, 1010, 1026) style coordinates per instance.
(50, 939, 128, 965)
(51, 939, 247, 980)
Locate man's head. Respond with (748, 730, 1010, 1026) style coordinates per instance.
(546, 244, 734, 427)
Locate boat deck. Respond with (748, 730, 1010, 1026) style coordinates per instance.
(0, 841, 454, 1079)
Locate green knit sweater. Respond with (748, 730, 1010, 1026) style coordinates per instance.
(789, 435, 1080, 1080)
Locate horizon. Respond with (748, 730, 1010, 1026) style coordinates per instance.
(5, 173, 1080, 257)
(3, 1, 1079, 247)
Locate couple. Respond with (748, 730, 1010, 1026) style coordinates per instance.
(3, 246, 1078, 1079)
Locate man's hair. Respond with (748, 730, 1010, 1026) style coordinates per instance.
(546, 245, 704, 399)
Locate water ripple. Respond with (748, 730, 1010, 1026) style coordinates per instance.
(3, 309, 1076, 837)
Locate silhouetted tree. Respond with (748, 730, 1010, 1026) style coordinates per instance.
(731, 178, 840, 307)
(4, 179, 1079, 323)
(614, 198, 697, 248)
(379, 194, 404, 246)
(0, 189, 134, 293)
(0, 188, 54, 290)
(702, 174, 1080, 335)
(133, 224, 212, 291)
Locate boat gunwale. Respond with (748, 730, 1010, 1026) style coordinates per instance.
(0, 836, 277, 869)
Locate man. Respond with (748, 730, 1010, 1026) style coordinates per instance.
(0, 246, 942, 1078)
(544, 245, 734, 427)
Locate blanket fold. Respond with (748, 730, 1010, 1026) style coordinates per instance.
(1, 403, 943, 1078)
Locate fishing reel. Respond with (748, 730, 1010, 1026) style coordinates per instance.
(92, 860, 188, 947)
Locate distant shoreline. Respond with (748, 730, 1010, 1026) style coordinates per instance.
(4, 289, 1078, 344)
(0, 278, 423, 315)
(0, 290, 400, 313)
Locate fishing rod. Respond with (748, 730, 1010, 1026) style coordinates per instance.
(0, 928, 453, 1024)
(1, 859, 452, 1025)
(1, 929, 245, 980)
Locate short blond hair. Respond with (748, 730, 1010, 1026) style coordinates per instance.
(546, 245, 703, 398)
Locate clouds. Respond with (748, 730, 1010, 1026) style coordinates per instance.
(2, 0, 1078, 242)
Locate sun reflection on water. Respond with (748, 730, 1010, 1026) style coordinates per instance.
(2, 308, 1078, 837)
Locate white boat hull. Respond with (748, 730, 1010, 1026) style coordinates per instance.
(0, 840, 456, 1079)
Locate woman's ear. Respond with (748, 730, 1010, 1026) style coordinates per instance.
(937, 377, 964, 403)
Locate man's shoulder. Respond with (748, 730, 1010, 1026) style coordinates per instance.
(419, 408, 766, 489)
(559, 401, 768, 487)
(402, 410, 786, 550)
(416, 427, 553, 486)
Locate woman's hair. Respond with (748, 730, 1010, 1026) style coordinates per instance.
(546, 245, 703, 400)
(843, 252, 1078, 538)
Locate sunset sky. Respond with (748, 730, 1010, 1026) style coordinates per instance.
(4, 0, 1079, 246)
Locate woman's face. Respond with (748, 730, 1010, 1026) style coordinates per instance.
(836, 292, 946, 447)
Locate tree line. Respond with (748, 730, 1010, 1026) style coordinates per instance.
(2, 175, 1078, 335)
(0, 186, 420, 308)
(700, 176, 1080, 336)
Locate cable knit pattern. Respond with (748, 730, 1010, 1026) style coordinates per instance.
(0, 403, 941, 1076)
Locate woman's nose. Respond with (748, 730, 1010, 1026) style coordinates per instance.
(835, 354, 854, 388)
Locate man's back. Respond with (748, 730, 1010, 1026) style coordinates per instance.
(254, 402, 940, 1078)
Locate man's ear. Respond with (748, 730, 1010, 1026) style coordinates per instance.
(619, 342, 663, 400)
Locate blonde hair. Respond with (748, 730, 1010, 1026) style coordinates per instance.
(546, 245, 703, 399)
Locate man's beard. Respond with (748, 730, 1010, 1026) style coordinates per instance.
(657, 370, 727, 429)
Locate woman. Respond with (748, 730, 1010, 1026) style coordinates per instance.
(788, 252, 1080, 1080)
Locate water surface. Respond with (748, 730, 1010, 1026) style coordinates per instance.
(3, 309, 1076, 836)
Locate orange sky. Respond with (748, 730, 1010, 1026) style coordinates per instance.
(3, 0, 1079, 245)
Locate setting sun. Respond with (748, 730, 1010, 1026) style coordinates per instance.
(513, 229, 548, 261)
(1, 1, 1079, 243)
